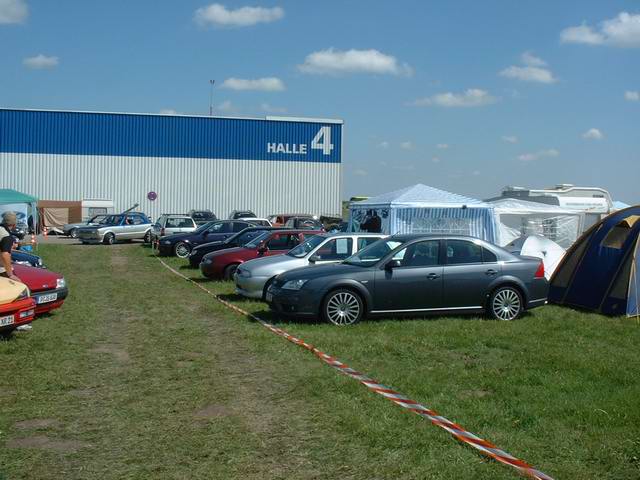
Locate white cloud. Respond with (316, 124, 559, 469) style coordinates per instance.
(221, 77, 284, 91)
(0, 0, 27, 24)
(625, 90, 640, 101)
(560, 12, 640, 48)
(298, 48, 412, 76)
(436, 143, 449, 149)
(159, 109, 178, 115)
(500, 53, 556, 84)
(23, 54, 59, 69)
(260, 103, 287, 113)
(354, 168, 368, 177)
(217, 100, 238, 113)
(400, 141, 414, 150)
(502, 135, 518, 143)
(521, 51, 547, 67)
(194, 4, 283, 27)
(431, 156, 441, 164)
(409, 89, 497, 108)
(518, 149, 559, 162)
(582, 128, 604, 140)
(472, 170, 481, 176)
(377, 141, 390, 149)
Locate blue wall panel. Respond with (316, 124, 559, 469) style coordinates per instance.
(0, 109, 342, 163)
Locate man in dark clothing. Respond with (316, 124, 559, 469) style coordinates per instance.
(0, 211, 20, 281)
(360, 210, 382, 233)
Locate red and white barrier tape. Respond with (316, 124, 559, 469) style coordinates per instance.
(157, 258, 554, 480)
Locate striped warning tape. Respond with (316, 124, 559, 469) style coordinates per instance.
(157, 258, 554, 480)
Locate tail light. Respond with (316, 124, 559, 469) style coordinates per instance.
(534, 262, 545, 279)
(160, 228, 165, 236)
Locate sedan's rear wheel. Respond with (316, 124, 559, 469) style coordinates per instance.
(103, 233, 115, 245)
(489, 286, 523, 321)
(323, 289, 363, 326)
(174, 242, 190, 258)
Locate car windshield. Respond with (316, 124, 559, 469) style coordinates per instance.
(194, 221, 217, 233)
(99, 215, 122, 225)
(90, 215, 107, 223)
(234, 229, 266, 245)
(244, 231, 271, 248)
(287, 235, 325, 258)
(343, 239, 405, 266)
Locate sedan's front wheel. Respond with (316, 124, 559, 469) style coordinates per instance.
(489, 286, 523, 321)
(322, 289, 363, 326)
(174, 242, 191, 258)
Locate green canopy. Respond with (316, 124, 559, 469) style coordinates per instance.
(0, 189, 38, 204)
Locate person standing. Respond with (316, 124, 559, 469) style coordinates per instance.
(0, 211, 20, 281)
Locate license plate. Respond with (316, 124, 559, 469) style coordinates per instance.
(265, 292, 273, 303)
(0, 314, 14, 327)
(37, 293, 58, 304)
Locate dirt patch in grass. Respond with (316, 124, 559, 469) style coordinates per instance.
(459, 389, 491, 399)
(6, 435, 89, 453)
(91, 343, 130, 363)
(14, 418, 61, 430)
(193, 404, 231, 420)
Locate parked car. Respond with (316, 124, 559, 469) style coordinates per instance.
(284, 216, 324, 230)
(63, 214, 109, 238)
(0, 277, 36, 336)
(229, 210, 256, 220)
(200, 229, 323, 280)
(13, 264, 68, 315)
(267, 214, 314, 227)
(151, 214, 197, 243)
(188, 209, 217, 225)
(11, 250, 45, 268)
(188, 226, 284, 268)
(266, 235, 548, 325)
(235, 233, 385, 300)
(77, 213, 152, 245)
(236, 217, 271, 227)
(157, 220, 256, 258)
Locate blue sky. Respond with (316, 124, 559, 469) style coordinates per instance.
(1, 0, 639, 203)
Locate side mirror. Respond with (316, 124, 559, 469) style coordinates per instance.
(308, 255, 320, 263)
(385, 259, 401, 270)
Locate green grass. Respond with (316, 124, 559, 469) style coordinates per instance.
(1, 243, 639, 479)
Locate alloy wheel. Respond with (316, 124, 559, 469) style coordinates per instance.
(175, 242, 190, 258)
(325, 291, 362, 326)
(491, 288, 522, 321)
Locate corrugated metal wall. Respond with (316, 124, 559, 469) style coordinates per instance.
(0, 109, 343, 220)
(2, 153, 342, 220)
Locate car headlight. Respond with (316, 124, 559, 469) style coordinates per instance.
(282, 279, 308, 290)
(56, 278, 66, 289)
(162, 240, 172, 244)
(202, 258, 213, 265)
(237, 269, 251, 278)
(17, 287, 29, 300)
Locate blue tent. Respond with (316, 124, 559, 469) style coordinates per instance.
(348, 184, 498, 244)
(549, 206, 640, 317)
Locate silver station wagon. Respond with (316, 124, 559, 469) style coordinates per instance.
(235, 233, 386, 300)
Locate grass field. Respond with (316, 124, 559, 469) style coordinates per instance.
(1, 242, 639, 480)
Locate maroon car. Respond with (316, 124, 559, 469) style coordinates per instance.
(200, 229, 322, 280)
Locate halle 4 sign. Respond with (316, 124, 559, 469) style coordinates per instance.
(267, 126, 334, 156)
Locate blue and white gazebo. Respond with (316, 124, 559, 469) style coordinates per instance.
(348, 184, 498, 244)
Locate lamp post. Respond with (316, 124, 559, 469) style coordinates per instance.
(209, 80, 215, 116)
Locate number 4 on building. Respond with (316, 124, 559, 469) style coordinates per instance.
(311, 126, 334, 155)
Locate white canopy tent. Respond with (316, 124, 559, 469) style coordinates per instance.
(488, 198, 584, 248)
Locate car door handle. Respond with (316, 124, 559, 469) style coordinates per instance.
(427, 273, 439, 280)
(485, 269, 498, 276)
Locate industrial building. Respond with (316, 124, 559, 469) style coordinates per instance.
(0, 108, 343, 222)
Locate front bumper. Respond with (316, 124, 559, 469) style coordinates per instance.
(32, 287, 69, 315)
(235, 275, 269, 299)
(0, 297, 36, 332)
(266, 285, 320, 318)
(157, 242, 176, 256)
(199, 258, 224, 279)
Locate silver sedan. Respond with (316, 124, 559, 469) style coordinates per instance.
(235, 233, 386, 300)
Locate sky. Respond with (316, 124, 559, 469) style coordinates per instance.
(1, 0, 639, 204)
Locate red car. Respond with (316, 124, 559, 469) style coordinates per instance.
(200, 229, 322, 280)
(0, 277, 36, 336)
(13, 264, 69, 315)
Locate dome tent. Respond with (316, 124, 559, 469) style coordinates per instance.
(348, 184, 498, 244)
(505, 234, 565, 280)
(549, 206, 640, 317)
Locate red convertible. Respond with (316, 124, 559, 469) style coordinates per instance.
(200, 229, 322, 280)
(13, 264, 68, 315)
(0, 277, 36, 336)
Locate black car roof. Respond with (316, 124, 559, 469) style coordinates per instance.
(389, 233, 487, 242)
